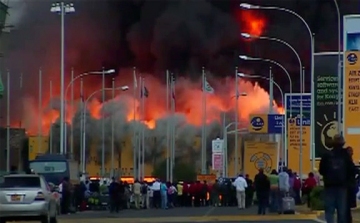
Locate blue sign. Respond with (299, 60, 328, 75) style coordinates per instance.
(285, 93, 311, 116)
(288, 117, 311, 126)
(268, 114, 284, 134)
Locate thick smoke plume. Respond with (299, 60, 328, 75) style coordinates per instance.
(2, 0, 357, 167)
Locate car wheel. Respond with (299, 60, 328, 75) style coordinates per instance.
(49, 216, 57, 223)
(41, 214, 51, 223)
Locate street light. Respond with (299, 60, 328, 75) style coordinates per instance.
(51, 2, 75, 155)
(241, 32, 304, 171)
(64, 68, 115, 156)
(239, 55, 293, 115)
(239, 3, 321, 170)
(81, 86, 129, 175)
(238, 72, 285, 170)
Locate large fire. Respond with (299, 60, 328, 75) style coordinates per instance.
(19, 11, 272, 135)
(235, 9, 266, 36)
(21, 68, 282, 135)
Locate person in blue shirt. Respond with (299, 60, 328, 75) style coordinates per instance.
(160, 181, 168, 209)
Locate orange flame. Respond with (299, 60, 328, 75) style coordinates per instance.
(21, 68, 282, 136)
(236, 10, 266, 37)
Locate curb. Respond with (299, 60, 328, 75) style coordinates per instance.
(58, 214, 319, 222)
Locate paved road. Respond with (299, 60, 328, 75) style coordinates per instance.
(54, 206, 323, 223)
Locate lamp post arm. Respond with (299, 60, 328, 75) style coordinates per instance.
(259, 36, 302, 69)
(260, 6, 312, 38)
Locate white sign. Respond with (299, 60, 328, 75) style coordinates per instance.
(212, 138, 224, 153)
(212, 153, 223, 170)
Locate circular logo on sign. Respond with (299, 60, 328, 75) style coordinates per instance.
(347, 53, 358, 65)
(249, 152, 272, 173)
(250, 117, 265, 131)
(317, 114, 338, 151)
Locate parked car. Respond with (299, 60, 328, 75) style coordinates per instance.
(0, 174, 58, 223)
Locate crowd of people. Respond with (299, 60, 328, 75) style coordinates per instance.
(55, 134, 358, 223)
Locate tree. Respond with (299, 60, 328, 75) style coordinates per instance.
(152, 159, 197, 181)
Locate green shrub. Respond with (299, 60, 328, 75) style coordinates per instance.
(309, 186, 324, 210)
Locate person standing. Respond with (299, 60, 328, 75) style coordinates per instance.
(109, 177, 120, 213)
(346, 146, 358, 223)
(268, 169, 279, 212)
(278, 167, 290, 214)
(160, 181, 168, 209)
(319, 134, 356, 223)
(245, 174, 254, 208)
(211, 180, 220, 207)
(152, 179, 161, 208)
(233, 174, 248, 209)
(254, 168, 270, 215)
(133, 180, 142, 209)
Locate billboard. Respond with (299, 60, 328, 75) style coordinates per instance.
(248, 114, 284, 134)
(243, 141, 278, 178)
(314, 54, 340, 158)
(343, 15, 360, 162)
(285, 93, 311, 174)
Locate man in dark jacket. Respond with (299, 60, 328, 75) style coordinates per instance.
(245, 174, 254, 208)
(254, 169, 270, 215)
(319, 134, 356, 223)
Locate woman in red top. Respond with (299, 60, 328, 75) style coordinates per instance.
(303, 172, 317, 207)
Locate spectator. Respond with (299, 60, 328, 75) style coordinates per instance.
(133, 180, 142, 209)
(268, 169, 279, 212)
(233, 174, 248, 209)
(303, 172, 317, 207)
(254, 168, 270, 215)
(319, 134, 355, 223)
(278, 167, 290, 214)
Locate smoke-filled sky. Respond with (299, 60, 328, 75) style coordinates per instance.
(0, 0, 359, 131)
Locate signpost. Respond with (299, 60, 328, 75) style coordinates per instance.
(211, 138, 224, 175)
(285, 93, 311, 174)
(248, 114, 284, 134)
(343, 15, 360, 162)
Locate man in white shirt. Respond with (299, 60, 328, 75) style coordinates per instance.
(233, 174, 248, 209)
(151, 179, 161, 208)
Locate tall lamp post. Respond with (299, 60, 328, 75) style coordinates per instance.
(239, 55, 293, 116)
(81, 86, 129, 175)
(241, 33, 303, 168)
(238, 73, 285, 170)
(240, 2, 319, 167)
(51, 2, 75, 155)
(63, 69, 115, 156)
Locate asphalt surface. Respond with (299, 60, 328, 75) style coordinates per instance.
(55, 206, 324, 223)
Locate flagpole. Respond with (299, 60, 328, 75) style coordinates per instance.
(234, 66, 239, 175)
(171, 74, 176, 181)
(70, 67, 74, 159)
(166, 70, 170, 181)
(137, 75, 142, 179)
(101, 68, 105, 177)
(19, 73, 23, 128)
(80, 77, 85, 174)
(38, 68, 42, 154)
(201, 67, 206, 174)
(50, 80, 53, 154)
(170, 73, 174, 182)
(6, 70, 10, 172)
(111, 77, 115, 177)
(132, 67, 137, 179)
(141, 78, 145, 180)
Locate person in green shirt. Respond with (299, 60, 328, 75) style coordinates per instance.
(268, 169, 279, 212)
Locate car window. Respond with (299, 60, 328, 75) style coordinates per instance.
(0, 176, 41, 188)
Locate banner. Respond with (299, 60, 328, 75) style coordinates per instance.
(248, 114, 284, 134)
(212, 153, 223, 171)
(285, 93, 311, 174)
(343, 15, 360, 162)
(314, 54, 339, 158)
(244, 141, 278, 178)
(286, 117, 311, 174)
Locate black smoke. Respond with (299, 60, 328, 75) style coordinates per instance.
(0, 0, 358, 124)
